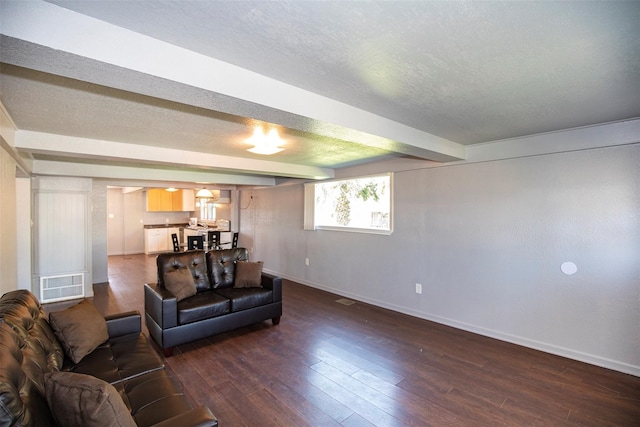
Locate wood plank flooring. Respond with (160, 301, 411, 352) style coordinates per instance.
(98, 254, 640, 426)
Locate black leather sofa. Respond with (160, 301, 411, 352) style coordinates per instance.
(0, 290, 217, 427)
(144, 248, 282, 356)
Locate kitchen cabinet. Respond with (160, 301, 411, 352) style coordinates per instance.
(146, 189, 171, 211)
(166, 227, 179, 243)
(147, 189, 195, 212)
(144, 227, 180, 254)
(171, 191, 182, 211)
(144, 228, 166, 254)
(181, 189, 195, 211)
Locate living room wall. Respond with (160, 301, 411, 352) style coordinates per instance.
(241, 141, 640, 376)
(0, 143, 17, 295)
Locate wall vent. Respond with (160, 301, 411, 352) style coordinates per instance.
(40, 273, 84, 303)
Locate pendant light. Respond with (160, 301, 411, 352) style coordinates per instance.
(195, 187, 214, 199)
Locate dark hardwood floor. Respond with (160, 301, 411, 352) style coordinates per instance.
(98, 254, 640, 426)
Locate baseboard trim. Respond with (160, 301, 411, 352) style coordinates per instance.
(266, 269, 640, 378)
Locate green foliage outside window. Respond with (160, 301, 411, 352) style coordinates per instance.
(313, 174, 391, 231)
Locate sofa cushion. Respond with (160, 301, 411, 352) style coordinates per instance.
(120, 369, 194, 427)
(157, 251, 211, 292)
(66, 333, 165, 385)
(44, 371, 137, 427)
(206, 248, 249, 289)
(163, 266, 197, 302)
(177, 291, 231, 325)
(49, 299, 109, 364)
(234, 261, 263, 288)
(214, 288, 273, 312)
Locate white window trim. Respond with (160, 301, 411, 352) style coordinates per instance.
(304, 173, 393, 235)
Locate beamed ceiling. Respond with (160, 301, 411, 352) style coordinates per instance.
(1, 1, 639, 188)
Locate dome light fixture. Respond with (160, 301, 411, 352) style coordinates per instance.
(195, 187, 214, 199)
(247, 126, 284, 155)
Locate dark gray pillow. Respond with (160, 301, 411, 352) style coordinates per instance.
(49, 299, 109, 364)
(45, 371, 137, 427)
(234, 261, 263, 288)
(163, 267, 197, 301)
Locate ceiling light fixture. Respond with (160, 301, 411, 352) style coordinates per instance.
(247, 126, 284, 155)
(195, 187, 214, 199)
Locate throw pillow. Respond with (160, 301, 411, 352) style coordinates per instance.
(49, 299, 109, 364)
(45, 371, 137, 427)
(234, 261, 264, 288)
(163, 267, 197, 301)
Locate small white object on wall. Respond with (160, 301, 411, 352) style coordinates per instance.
(561, 261, 578, 276)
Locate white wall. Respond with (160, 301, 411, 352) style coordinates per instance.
(92, 181, 108, 283)
(0, 144, 17, 295)
(16, 177, 31, 290)
(242, 142, 640, 376)
(107, 187, 125, 256)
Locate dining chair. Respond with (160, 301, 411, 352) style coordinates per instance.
(231, 232, 239, 248)
(187, 235, 204, 250)
(207, 230, 220, 250)
(171, 233, 180, 252)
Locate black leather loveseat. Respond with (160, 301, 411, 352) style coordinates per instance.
(144, 248, 282, 356)
(0, 290, 217, 427)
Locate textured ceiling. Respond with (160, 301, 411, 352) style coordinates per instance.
(1, 0, 639, 185)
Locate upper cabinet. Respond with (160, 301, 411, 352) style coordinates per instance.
(181, 189, 195, 211)
(146, 189, 195, 212)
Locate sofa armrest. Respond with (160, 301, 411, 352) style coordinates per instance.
(150, 406, 218, 427)
(261, 273, 282, 302)
(144, 283, 178, 329)
(105, 311, 141, 338)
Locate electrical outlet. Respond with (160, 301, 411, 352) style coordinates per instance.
(415, 283, 422, 294)
(305, 257, 310, 266)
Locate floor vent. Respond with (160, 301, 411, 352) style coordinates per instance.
(40, 273, 85, 303)
(335, 298, 356, 306)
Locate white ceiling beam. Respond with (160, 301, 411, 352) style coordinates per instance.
(0, 1, 466, 162)
(31, 160, 276, 186)
(468, 118, 640, 163)
(0, 101, 32, 175)
(16, 131, 333, 180)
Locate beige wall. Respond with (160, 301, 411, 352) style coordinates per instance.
(0, 144, 17, 294)
(242, 142, 640, 376)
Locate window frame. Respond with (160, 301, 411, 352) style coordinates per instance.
(304, 173, 393, 235)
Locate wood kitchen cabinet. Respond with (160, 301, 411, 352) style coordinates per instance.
(146, 189, 171, 211)
(147, 189, 195, 212)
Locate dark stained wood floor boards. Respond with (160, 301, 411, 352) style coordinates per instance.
(101, 254, 640, 426)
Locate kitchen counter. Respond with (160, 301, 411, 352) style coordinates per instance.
(144, 225, 233, 254)
(143, 224, 229, 231)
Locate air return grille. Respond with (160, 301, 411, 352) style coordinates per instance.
(40, 273, 84, 303)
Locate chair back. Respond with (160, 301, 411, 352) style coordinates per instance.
(187, 235, 204, 250)
(171, 233, 180, 252)
(207, 230, 220, 250)
(231, 232, 239, 248)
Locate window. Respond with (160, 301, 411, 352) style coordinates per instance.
(198, 200, 216, 223)
(304, 173, 393, 234)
